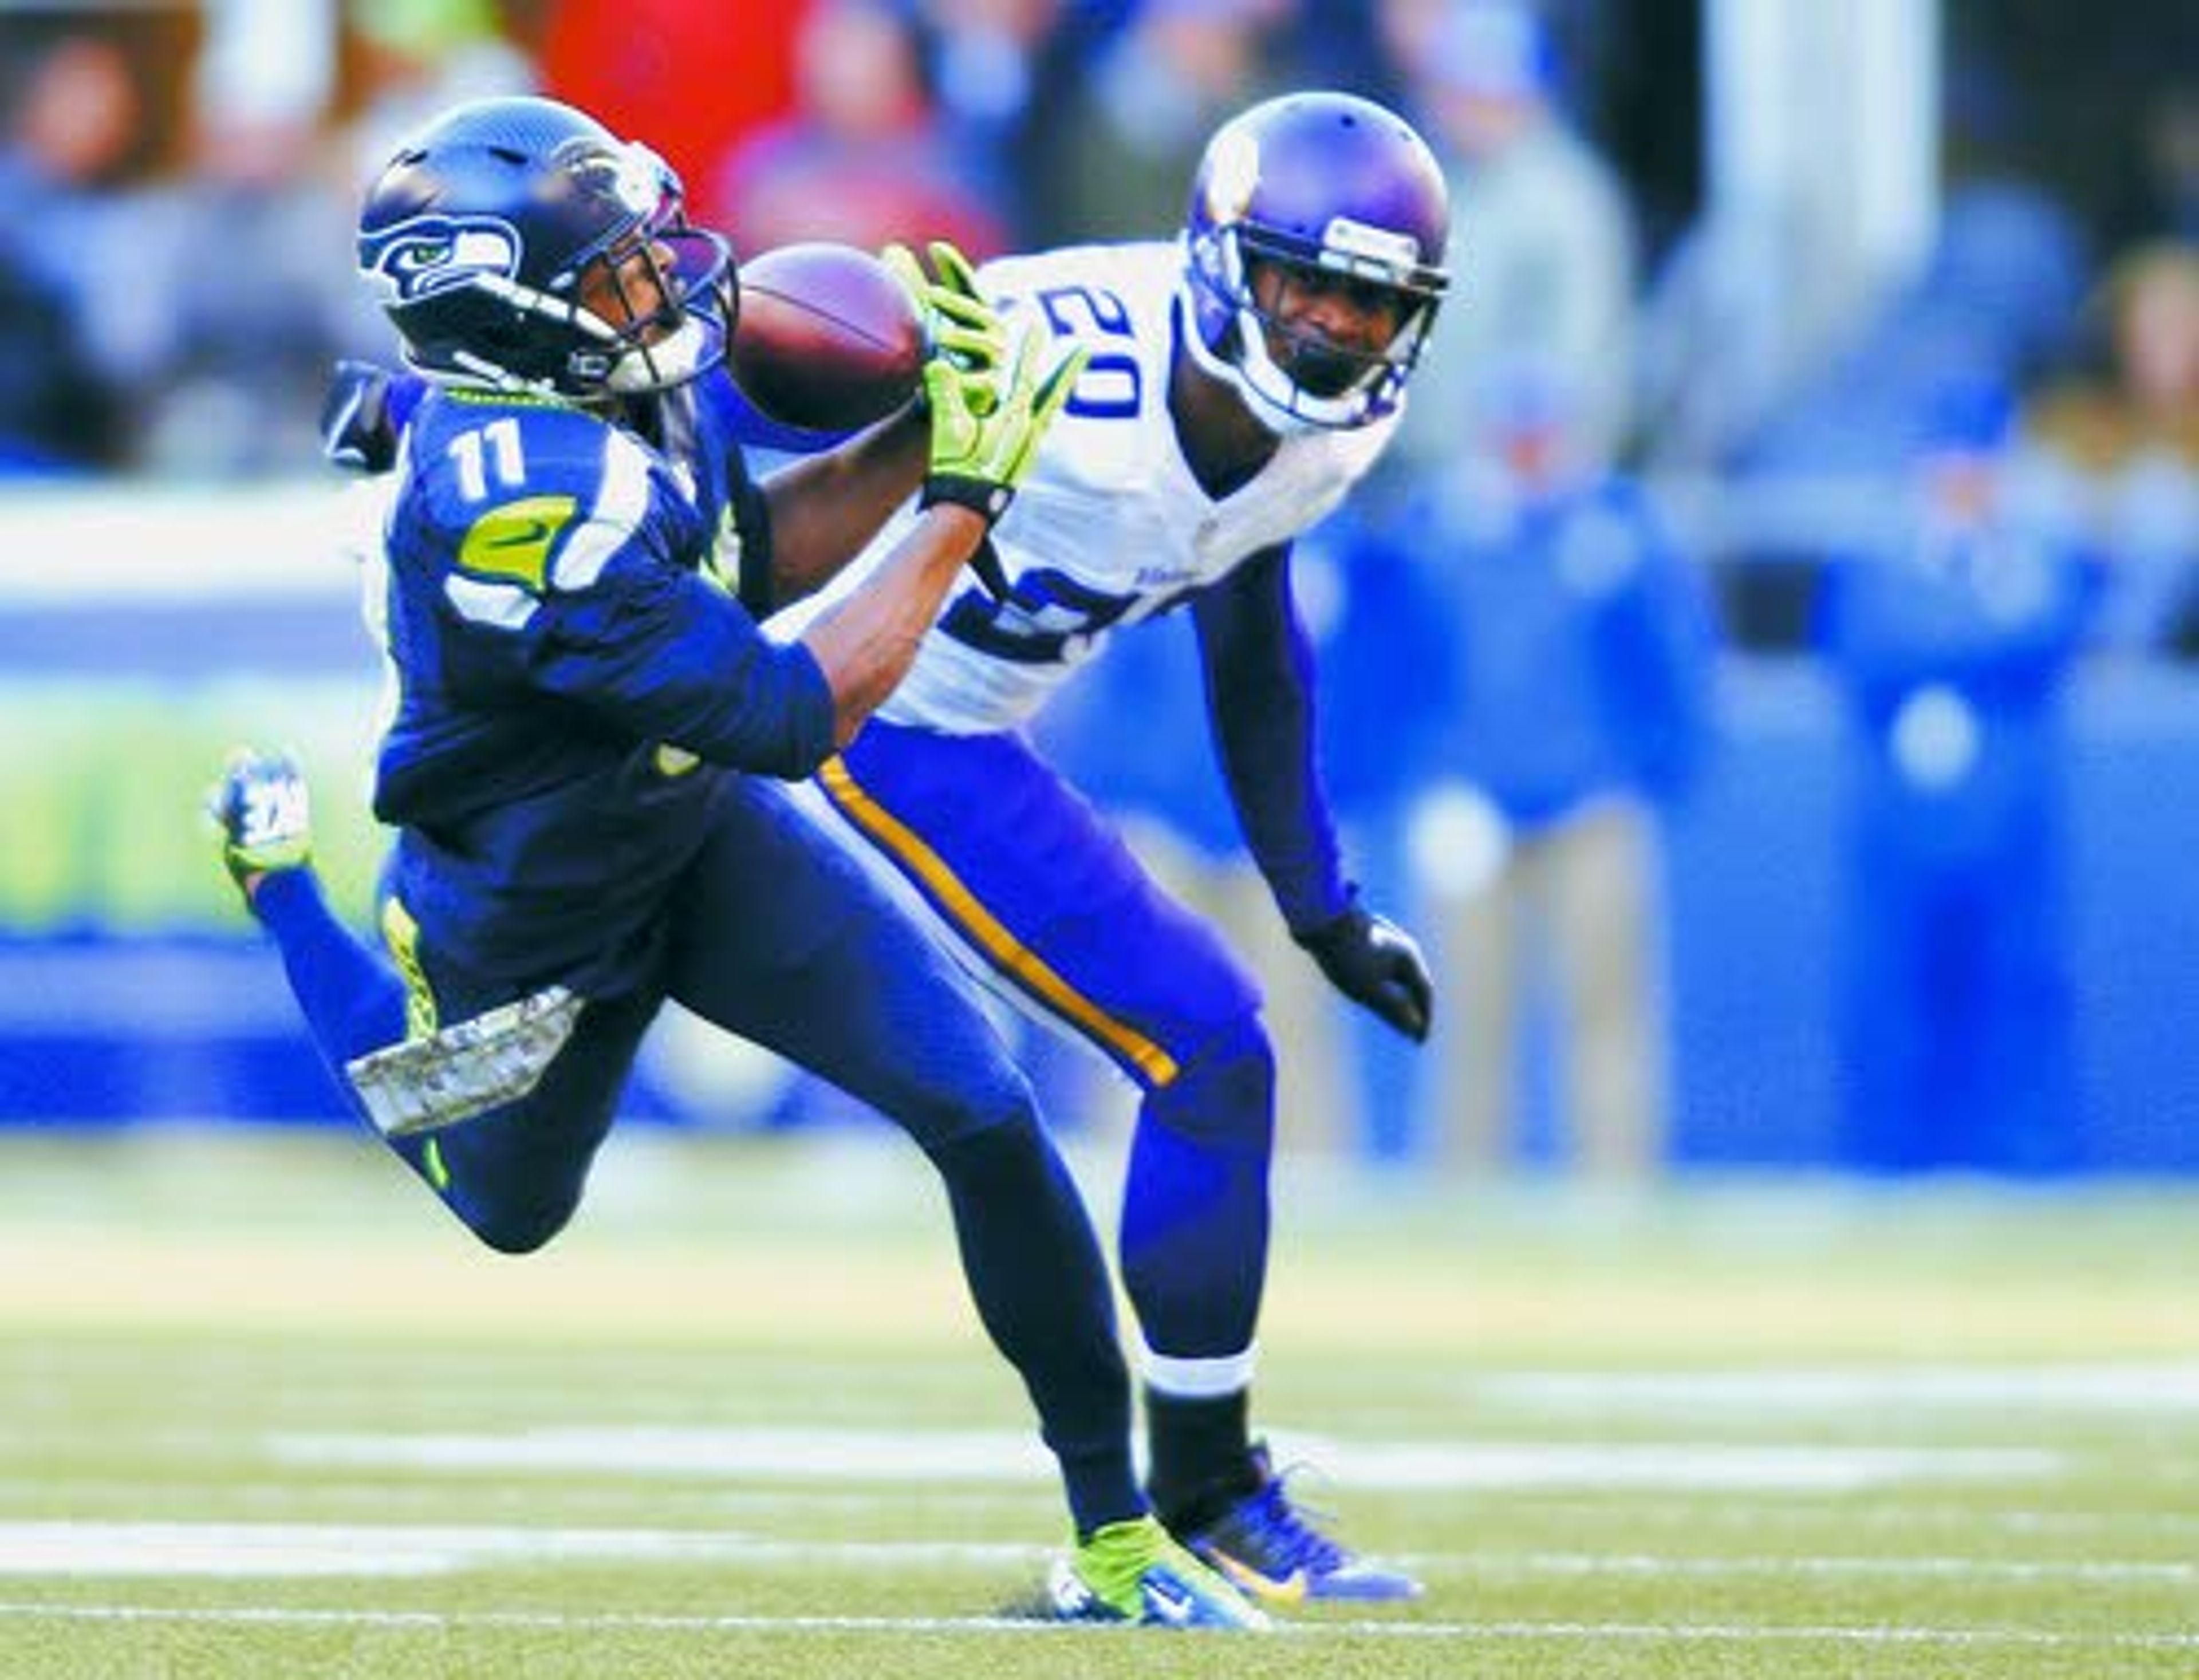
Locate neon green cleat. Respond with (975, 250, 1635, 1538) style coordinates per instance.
(210, 749, 313, 896)
(1045, 1515, 1270, 1630)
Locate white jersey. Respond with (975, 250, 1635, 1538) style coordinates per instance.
(778, 240, 1398, 735)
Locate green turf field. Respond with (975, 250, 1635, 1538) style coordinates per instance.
(0, 1128, 2193, 1678)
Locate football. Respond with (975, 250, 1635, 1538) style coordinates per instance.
(728, 242, 926, 433)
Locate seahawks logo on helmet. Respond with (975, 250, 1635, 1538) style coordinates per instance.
(361, 215, 522, 304)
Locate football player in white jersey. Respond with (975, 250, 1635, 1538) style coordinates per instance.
(783, 90, 1451, 1603)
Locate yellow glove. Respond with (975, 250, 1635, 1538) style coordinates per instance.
(919, 320, 1089, 527)
(881, 239, 1003, 419)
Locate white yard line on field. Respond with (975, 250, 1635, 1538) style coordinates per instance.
(0, 1523, 1042, 1578)
(1480, 1551, 2194, 1584)
(1480, 1363, 2199, 1412)
(1489, 1496, 2199, 1537)
(12, 1477, 2192, 1541)
(0, 1523, 2186, 1587)
(267, 1425, 2062, 1493)
(0, 1476, 987, 1517)
(0, 1602, 2193, 1653)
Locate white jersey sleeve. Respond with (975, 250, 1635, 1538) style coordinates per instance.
(773, 240, 1397, 735)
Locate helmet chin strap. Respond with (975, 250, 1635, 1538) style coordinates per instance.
(605, 314, 722, 393)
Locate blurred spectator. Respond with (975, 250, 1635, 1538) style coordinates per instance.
(1814, 375, 2101, 1174)
(0, 17, 187, 469)
(2025, 241, 2199, 654)
(0, 222, 124, 474)
(137, 0, 403, 472)
(1022, 0, 1292, 250)
(1290, 506, 1461, 1162)
(335, 0, 538, 179)
(1344, 363, 1717, 1174)
(534, 0, 809, 230)
(1629, 196, 1799, 475)
(1386, 0, 1638, 475)
(1735, 179, 2092, 478)
(711, 0, 1006, 258)
(916, 0, 1076, 243)
(2129, 86, 2199, 245)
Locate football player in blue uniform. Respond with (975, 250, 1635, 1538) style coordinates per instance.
(775, 92, 1450, 1602)
(211, 94, 1264, 1630)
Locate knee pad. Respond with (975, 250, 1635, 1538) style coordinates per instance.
(417, 1153, 578, 1257)
(451, 1192, 577, 1257)
(906, 1056, 1044, 1160)
(1145, 1012, 1275, 1154)
(388, 1130, 580, 1256)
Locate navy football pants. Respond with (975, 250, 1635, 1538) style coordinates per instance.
(255, 776, 1142, 1533)
(404, 778, 1046, 1243)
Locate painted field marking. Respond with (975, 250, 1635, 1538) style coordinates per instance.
(0, 1523, 2186, 1588)
(0, 1602, 2192, 1653)
(0, 1522, 1039, 1578)
(1480, 1363, 2199, 1412)
(1477, 1550, 2195, 1584)
(11, 1477, 2192, 1542)
(267, 1426, 2062, 1493)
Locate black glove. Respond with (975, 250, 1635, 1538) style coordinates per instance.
(321, 358, 399, 474)
(1298, 902, 1433, 1042)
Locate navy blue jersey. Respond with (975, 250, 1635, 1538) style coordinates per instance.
(371, 378, 834, 993)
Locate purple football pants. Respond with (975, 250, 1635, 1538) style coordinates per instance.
(818, 720, 1278, 1363)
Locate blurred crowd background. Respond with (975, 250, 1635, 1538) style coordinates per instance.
(0, 0, 2194, 1181)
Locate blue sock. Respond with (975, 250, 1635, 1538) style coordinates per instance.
(1120, 1018, 1274, 1357)
(250, 868, 408, 1102)
(927, 1117, 1142, 1538)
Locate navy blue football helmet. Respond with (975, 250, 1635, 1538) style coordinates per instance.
(357, 96, 732, 399)
(1183, 92, 1451, 432)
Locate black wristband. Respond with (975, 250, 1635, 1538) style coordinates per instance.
(1292, 895, 1365, 954)
(920, 474, 1015, 524)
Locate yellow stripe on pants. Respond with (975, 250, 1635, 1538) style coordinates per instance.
(817, 755, 1180, 1087)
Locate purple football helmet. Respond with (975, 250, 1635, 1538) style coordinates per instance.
(1183, 91, 1451, 432)
(358, 96, 733, 399)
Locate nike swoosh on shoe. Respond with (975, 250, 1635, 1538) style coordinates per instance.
(1208, 1549, 1310, 1604)
(1139, 1578, 1197, 1626)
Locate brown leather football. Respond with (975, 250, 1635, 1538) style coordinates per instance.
(728, 243, 925, 433)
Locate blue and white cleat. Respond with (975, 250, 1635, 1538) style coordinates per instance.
(1045, 1516, 1269, 1630)
(210, 749, 314, 897)
(1174, 1443, 1423, 1604)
